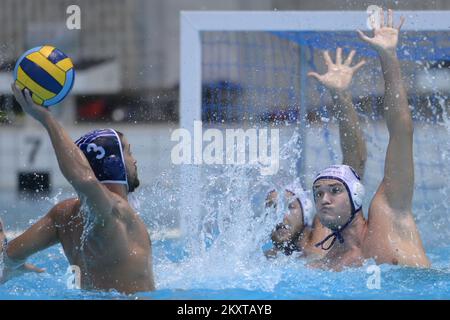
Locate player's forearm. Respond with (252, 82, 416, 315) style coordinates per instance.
(6, 215, 58, 261)
(41, 114, 96, 188)
(331, 90, 367, 178)
(379, 50, 412, 135)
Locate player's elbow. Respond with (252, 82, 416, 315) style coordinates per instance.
(407, 123, 414, 136)
(390, 114, 414, 137)
(401, 115, 414, 135)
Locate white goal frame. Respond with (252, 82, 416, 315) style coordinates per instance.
(178, 10, 450, 222)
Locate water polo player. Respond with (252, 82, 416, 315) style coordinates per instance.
(265, 47, 367, 259)
(309, 10, 429, 270)
(264, 182, 330, 258)
(1, 86, 154, 293)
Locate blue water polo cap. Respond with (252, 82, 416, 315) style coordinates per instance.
(75, 129, 128, 187)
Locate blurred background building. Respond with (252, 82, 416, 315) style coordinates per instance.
(0, 0, 449, 194)
(1, 0, 449, 125)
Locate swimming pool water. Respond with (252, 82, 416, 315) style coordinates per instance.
(1, 238, 449, 300)
(1, 121, 449, 300)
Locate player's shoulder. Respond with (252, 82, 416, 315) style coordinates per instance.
(110, 194, 136, 221)
(365, 182, 415, 250)
(55, 198, 80, 210)
(48, 198, 80, 220)
(367, 185, 394, 226)
(48, 198, 80, 223)
(368, 181, 410, 219)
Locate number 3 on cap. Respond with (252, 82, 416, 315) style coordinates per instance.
(86, 143, 105, 160)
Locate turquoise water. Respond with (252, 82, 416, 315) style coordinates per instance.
(1, 122, 449, 300)
(1, 187, 450, 300)
(1, 239, 450, 299)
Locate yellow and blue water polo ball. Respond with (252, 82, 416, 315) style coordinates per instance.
(14, 45, 75, 107)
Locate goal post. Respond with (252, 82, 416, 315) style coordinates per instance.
(180, 9, 450, 131)
(179, 10, 450, 244)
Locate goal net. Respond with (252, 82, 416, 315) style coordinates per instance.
(179, 11, 450, 248)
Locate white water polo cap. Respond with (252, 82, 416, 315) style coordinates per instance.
(313, 165, 365, 214)
(285, 180, 314, 227)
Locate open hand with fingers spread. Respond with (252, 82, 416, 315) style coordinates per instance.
(308, 48, 365, 93)
(357, 8, 405, 54)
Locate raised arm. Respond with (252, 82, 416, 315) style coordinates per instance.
(358, 9, 413, 211)
(308, 48, 367, 178)
(11, 85, 117, 220)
